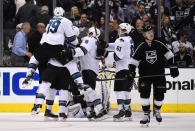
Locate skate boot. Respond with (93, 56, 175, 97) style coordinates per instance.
(31, 104, 42, 116)
(140, 112, 150, 127)
(113, 110, 125, 122)
(44, 109, 58, 121)
(77, 83, 92, 95)
(87, 111, 96, 121)
(124, 110, 132, 121)
(95, 109, 108, 121)
(22, 76, 33, 88)
(58, 113, 67, 121)
(154, 109, 162, 123)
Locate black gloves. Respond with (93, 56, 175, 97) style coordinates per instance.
(57, 49, 75, 65)
(128, 64, 136, 80)
(170, 66, 179, 78)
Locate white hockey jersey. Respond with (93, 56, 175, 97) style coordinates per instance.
(40, 16, 77, 45)
(172, 40, 193, 53)
(74, 36, 99, 75)
(106, 36, 134, 72)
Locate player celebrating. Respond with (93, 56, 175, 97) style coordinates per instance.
(22, 7, 78, 87)
(61, 27, 108, 121)
(129, 25, 179, 126)
(104, 23, 134, 121)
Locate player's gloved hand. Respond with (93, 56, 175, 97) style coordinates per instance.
(57, 49, 75, 65)
(170, 66, 179, 78)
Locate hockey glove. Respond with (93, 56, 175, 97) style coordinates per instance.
(57, 49, 75, 65)
(170, 66, 179, 78)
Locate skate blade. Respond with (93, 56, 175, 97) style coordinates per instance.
(124, 117, 133, 121)
(88, 118, 95, 121)
(31, 108, 41, 116)
(140, 123, 149, 128)
(21, 80, 32, 88)
(58, 117, 67, 122)
(113, 118, 124, 122)
(95, 115, 109, 121)
(44, 116, 58, 121)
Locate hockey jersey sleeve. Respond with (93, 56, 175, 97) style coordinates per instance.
(106, 38, 125, 62)
(74, 37, 92, 57)
(155, 40, 174, 60)
(63, 20, 78, 45)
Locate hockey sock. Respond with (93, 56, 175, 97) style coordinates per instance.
(115, 91, 126, 111)
(59, 90, 69, 114)
(46, 88, 57, 110)
(124, 91, 131, 111)
(27, 56, 39, 77)
(71, 72, 83, 84)
(34, 81, 50, 105)
(154, 100, 163, 110)
(141, 98, 150, 112)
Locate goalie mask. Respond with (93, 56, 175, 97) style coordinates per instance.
(118, 23, 133, 36)
(73, 26, 80, 37)
(54, 7, 65, 17)
(88, 27, 101, 38)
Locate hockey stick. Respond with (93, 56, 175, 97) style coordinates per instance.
(96, 73, 171, 81)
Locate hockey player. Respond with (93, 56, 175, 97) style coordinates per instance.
(22, 7, 78, 87)
(60, 27, 108, 121)
(104, 23, 135, 122)
(129, 25, 179, 126)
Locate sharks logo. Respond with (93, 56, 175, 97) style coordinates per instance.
(145, 50, 157, 64)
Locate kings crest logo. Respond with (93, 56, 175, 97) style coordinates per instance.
(145, 50, 157, 64)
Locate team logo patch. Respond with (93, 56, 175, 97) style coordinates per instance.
(145, 50, 157, 64)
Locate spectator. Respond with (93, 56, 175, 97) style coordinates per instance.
(28, 23, 45, 55)
(142, 14, 151, 26)
(171, 0, 186, 24)
(126, 0, 138, 23)
(15, 0, 39, 25)
(174, 43, 193, 67)
(29, 5, 52, 30)
(172, 31, 193, 53)
(99, 16, 105, 35)
(109, 21, 118, 43)
(15, 0, 26, 15)
(113, 0, 125, 23)
(70, 6, 81, 26)
(149, 0, 170, 25)
(11, 22, 32, 66)
(129, 19, 145, 50)
(77, 13, 90, 39)
(161, 15, 176, 48)
(138, 0, 155, 12)
(131, 2, 146, 27)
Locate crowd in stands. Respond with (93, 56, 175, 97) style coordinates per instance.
(2, 0, 195, 67)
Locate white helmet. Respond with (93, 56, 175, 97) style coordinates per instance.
(54, 7, 65, 17)
(73, 26, 80, 37)
(119, 23, 133, 35)
(88, 27, 101, 38)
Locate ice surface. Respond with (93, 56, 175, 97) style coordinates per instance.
(0, 113, 195, 131)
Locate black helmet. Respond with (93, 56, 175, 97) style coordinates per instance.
(142, 25, 152, 32)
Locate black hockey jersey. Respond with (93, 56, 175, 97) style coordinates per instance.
(132, 40, 171, 76)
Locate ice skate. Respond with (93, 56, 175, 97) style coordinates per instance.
(113, 110, 125, 122)
(154, 109, 162, 123)
(124, 110, 132, 121)
(21, 76, 33, 88)
(77, 83, 92, 95)
(87, 111, 96, 121)
(95, 109, 108, 121)
(44, 109, 58, 121)
(140, 112, 150, 127)
(58, 113, 67, 121)
(31, 104, 42, 116)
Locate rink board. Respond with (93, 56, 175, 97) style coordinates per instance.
(0, 67, 195, 113)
